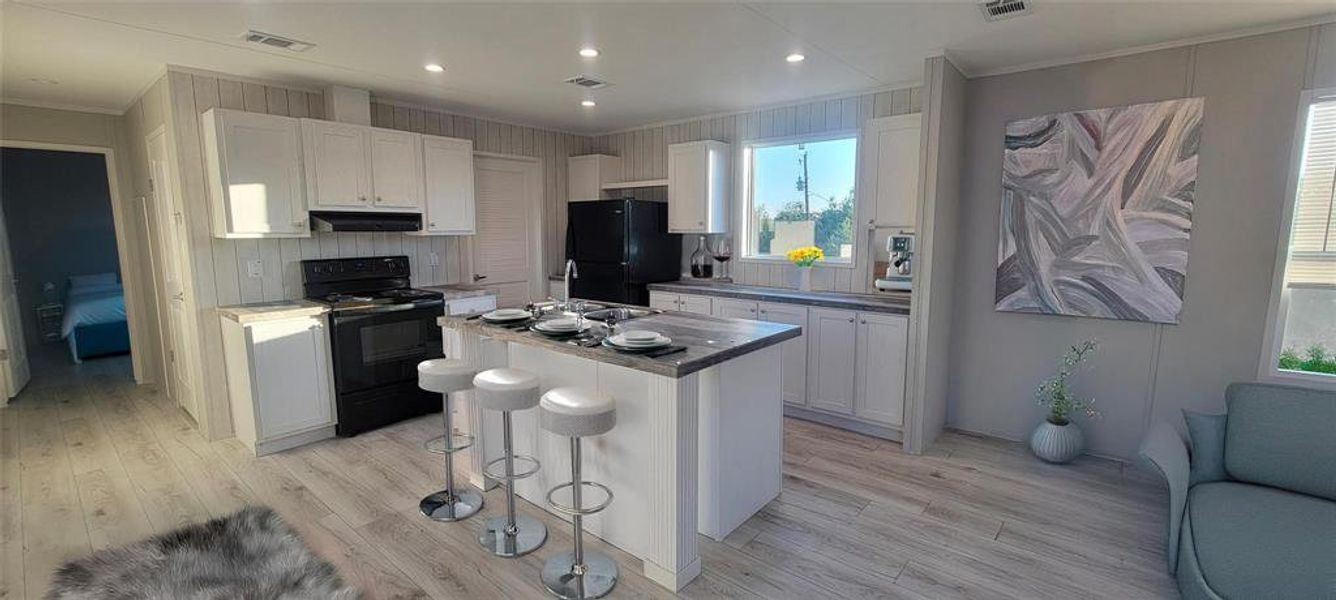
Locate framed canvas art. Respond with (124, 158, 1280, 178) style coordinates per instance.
(995, 97, 1204, 324)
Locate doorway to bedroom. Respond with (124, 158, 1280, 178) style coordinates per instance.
(0, 147, 135, 396)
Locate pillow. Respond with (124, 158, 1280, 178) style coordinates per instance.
(1183, 410, 1228, 485)
(68, 273, 118, 289)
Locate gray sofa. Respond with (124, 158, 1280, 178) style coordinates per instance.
(1139, 382, 1336, 599)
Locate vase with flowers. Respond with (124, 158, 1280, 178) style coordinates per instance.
(786, 246, 823, 291)
(1030, 339, 1101, 463)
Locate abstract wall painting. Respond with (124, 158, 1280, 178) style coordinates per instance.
(995, 97, 1204, 324)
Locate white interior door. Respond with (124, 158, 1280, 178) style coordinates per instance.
(0, 200, 30, 401)
(148, 130, 199, 419)
(470, 156, 542, 308)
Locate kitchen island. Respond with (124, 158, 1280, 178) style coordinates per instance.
(439, 309, 799, 591)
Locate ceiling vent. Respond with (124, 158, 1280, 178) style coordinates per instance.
(242, 30, 316, 52)
(564, 75, 610, 90)
(979, 0, 1032, 22)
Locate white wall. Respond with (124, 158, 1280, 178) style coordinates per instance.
(946, 24, 1335, 460)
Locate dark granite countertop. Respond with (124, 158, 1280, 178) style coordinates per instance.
(439, 310, 799, 378)
(647, 280, 911, 314)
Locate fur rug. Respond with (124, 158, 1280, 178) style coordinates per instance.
(47, 506, 362, 600)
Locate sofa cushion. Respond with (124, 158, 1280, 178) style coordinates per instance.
(1183, 410, 1228, 485)
(1188, 482, 1336, 599)
(1224, 382, 1336, 500)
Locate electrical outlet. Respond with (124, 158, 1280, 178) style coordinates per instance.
(247, 259, 263, 278)
(429, 252, 440, 267)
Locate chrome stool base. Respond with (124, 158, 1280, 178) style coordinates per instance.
(419, 488, 484, 522)
(478, 514, 547, 557)
(541, 550, 618, 600)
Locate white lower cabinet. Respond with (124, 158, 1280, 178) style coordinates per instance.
(758, 302, 808, 408)
(806, 308, 859, 414)
(854, 313, 908, 426)
(220, 314, 336, 456)
(648, 291, 678, 311)
(712, 298, 758, 319)
(649, 291, 714, 315)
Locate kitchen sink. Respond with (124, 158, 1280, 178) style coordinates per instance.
(582, 307, 659, 322)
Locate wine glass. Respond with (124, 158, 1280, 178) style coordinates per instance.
(712, 236, 733, 281)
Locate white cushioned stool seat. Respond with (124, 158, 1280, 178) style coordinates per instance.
(540, 387, 616, 438)
(473, 368, 541, 412)
(418, 359, 476, 394)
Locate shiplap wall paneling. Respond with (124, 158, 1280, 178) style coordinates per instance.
(590, 86, 921, 292)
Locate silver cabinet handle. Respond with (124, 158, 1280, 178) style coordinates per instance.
(759, 309, 767, 315)
(358, 196, 367, 203)
(473, 274, 487, 281)
(861, 319, 867, 324)
(848, 317, 855, 323)
(172, 292, 185, 301)
(429, 222, 437, 227)
(375, 196, 384, 203)
(749, 308, 756, 313)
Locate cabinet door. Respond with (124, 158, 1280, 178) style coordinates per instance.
(204, 109, 306, 237)
(758, 302, 808, 407)
(649, 292, 679, 311)
(248, 317, 334, 439)
(854, 312, 908, 426)
(668, 143, 707, 232)
(806, 307, 857, 415)
(569, 155, 619, 202)
(713, 298, 758, 319)
(864, 114, 921, 228)
(303, 120, 371, 209)
(422, 135, 475, 234)
(369, 128, 424, 209)
(678, 294, 713, 316)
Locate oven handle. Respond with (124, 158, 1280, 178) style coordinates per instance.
(331, 302, 444, 323)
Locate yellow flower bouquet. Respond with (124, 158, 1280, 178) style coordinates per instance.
(785, 246, 824, 267)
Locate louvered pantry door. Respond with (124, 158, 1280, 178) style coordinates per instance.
(470, 156, 539, 308)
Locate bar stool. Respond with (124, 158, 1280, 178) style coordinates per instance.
(417, 359, 483, 522)
(473, 368, 547, 557)
(539, 386, 618, 600)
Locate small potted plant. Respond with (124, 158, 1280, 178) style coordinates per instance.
(785, 246, 823, 291)
(1030, 339, 1101, 463)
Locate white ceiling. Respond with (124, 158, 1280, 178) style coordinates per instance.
(3, 2, 1333, 134)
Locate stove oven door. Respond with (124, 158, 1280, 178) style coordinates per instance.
(328, 303, 444, 395)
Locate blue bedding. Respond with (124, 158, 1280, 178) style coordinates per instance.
(62, 281, 130, 362)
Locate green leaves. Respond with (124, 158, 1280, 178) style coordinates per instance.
(1036, 339, 1101, 423)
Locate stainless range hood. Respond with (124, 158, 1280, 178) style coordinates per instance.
(309, 211, 422, 232)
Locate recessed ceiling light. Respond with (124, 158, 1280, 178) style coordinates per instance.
(579, 47, 600, 58)
(581, 100, 597, 108)
(786, 53, 806, 63)
(424, 63, 445, 73)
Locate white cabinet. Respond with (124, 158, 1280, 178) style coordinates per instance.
(758, 302, 808, 408)
(302, 119, 373, 209)
(854, 313, 908, 426)
(649, 291, 679, 311)
(647, 291, 713, 315)
(568, 154, 622, 202)
(419, 135, 476, 234)
(806, 308, 858, 414)
(201, 108, 308, 238)
(220, 313, 336, 456)
(862, 114, 922, 228)
(368, 128, 423, 209)
(712, 298, 758, 319)
(668, 141, 729, 233)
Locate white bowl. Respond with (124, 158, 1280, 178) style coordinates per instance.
(540, 318, 580, 330)
(621, 330, 661, 342)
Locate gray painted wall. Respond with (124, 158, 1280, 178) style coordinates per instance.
(0, 148, 121, 355)
(946, 24, 1335, 459)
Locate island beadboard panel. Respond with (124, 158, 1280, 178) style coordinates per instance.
(589, 85, 923, 293)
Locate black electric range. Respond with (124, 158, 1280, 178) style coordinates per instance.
(302, 256, 444, 436)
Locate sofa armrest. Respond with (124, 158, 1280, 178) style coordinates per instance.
(1138, 421, 1190, 574)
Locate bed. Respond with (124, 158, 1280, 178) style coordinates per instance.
(61, 273, 130, 363)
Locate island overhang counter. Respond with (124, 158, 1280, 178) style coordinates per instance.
(438, 310, 799, 591)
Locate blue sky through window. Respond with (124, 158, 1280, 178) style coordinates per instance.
(749, 136, 857, 258)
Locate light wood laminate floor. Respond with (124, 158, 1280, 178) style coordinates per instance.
(1, 360, 1177, 599)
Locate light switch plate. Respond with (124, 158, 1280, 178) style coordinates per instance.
(429, 252, 440, 267)
(246, 259, 263, 278)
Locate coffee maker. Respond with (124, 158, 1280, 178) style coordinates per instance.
(875, 233, 914, 291)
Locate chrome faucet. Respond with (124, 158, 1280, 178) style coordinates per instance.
(563, 259, 579, 308)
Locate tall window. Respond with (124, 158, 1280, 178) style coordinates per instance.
(1269, 93, 1336, 379)
(743, 134, 858, 263)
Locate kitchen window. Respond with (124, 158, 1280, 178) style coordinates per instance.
(1261, 89, 1336, 386)
(741, 133, 858, 264)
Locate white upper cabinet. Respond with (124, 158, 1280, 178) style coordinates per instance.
(302, 119, 373, 210)
(568, 154, 622, 202)
(419, 135, 476, 235)
(201, 109, 308, 238)
(862, 114, 922, 228)
(668, 141, 729, 234)
(368, 128, 423, 210)
(853, 312, 908, 426)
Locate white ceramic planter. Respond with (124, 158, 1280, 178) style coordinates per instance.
(797, 267, 813, 291)
(1029, 420, 1084, 463)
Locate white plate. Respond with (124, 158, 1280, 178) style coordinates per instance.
(538, 318, 581, 331)
(533, 320, 590, 334)
(620, 329, 660, 342)
(482, 309, 530, 322)
(608, 333, 671, 349)
(601, 338, 671, 353)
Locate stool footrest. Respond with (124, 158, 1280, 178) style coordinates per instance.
(424, 432, 474, 455)
(545, 481, 614, 516)
(482, 454, 541, 481)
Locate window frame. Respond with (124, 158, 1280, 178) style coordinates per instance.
(1257, 86, 1336, 391)
(735, 129, 864, 269)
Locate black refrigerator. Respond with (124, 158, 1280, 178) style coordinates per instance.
(566, 199, 681, 306)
